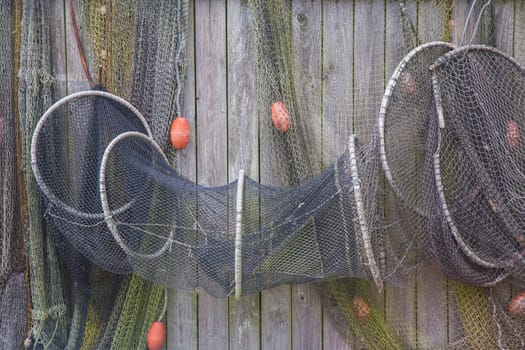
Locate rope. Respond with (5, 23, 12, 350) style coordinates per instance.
(67, 0, 95, 88)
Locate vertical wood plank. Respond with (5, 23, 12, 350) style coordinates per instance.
(261, 286, 291, 350)
(290, 1, 323, 350)
(226, 0, 260, 349)
(413, 2, 449, 348)
(353, 0, 385, 146)
(168, 2, 198, 350)
(195, 1, 229, 349)
(258, 1, 292, 345)
(454, 0, 494, 46)
(418, 0, 447, 43)
(514, 1, 525, 65)
(66, 1, 91, 94)
(50, 0, 67, 98)
(353, 2, 385, 349)
(321, 1, 354, 348)
(493, 0, 514, 55)
(384, 1, 419, 348)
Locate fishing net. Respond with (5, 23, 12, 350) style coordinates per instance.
(78, 1, 190, 348)
(18, 0, 525, 348)
(33, 112, 385, 297)
(430, 45, 525, 282)
(18, 0, 190, 348)
(0, 1, 27, 348)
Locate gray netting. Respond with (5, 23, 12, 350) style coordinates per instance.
(32, 90, 391, 297)
(431, 45, 525, 282)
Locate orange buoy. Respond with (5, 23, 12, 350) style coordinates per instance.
(271, 101, 290, 132)
(399, 71, 417, 96)
(350, 295, 371, 322)
(147, 321, 166, 350)
(509, 291, 525, 317)
(170, 117, 191, 150)
(506, 119, 520, 150)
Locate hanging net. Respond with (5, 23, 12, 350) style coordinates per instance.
(0, 0, 26, 348)
(430, 45, 525, 282)
(32, 96, 392, 297)
(18, 0, 525, 348)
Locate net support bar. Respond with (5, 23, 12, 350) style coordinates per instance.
(348, 135, 383, 291)
(234, 169, 245, 299)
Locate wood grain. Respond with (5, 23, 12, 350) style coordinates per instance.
(195, 1, 229, 349)
(226, 0, 260, 349)
(321, 1, 354, 348)
(168, 2, 198, 349)
(290, 1, 323, 349)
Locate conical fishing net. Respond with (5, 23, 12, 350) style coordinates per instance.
(33, 111, 389, 297)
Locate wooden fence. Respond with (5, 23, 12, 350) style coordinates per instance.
(49, 0, 521, 349)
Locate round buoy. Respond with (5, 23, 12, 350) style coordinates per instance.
(147, 321, 166, 350)
(509, 291, 525, 317)
(506, 119, 520, 150)
(350, 295, 371, 322)
(271, 101, 290, 132)
(170, 117, 191, 150)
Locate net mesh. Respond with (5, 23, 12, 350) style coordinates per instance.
(0, 2, 27, 348)
(16, 0, 525, 349)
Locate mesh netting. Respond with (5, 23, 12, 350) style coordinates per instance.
(0, 3, 26, 348)
(431, 45, 525, 282)
(33, 93, 395, 297)
(21, 0, 525, 348)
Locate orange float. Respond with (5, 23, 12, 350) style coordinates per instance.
(506, 119, 520, 150)
(509, 291, 525, 317)
(271, 101, 290, 132)
(147, 321, 166, 350)
(351, 295, 371, 322)
(170, 117, 191, 150)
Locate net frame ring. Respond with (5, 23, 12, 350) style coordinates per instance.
(30, 90, 153, 219)
(429, 45, 525, 270)
(99, 131, 174, 260)
(348, 134, 383, 291)
(377, 41, 456, 217)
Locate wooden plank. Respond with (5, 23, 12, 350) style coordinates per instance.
(258, 0, 293, 345)
(353, 2, 385, 349)
(322, 0, 353, 164)
(321, 1, 353, 348)
(418, 0, 448, 43)
(454, 0, 494, 46)
(226, 0, 260, 349)
(384, 1, 419, 348)
(514, 1, 525, 65)
(412, 3, 449, 349)
(66, 0, 91, 94)
(290, 1, 323, 350)
(195, 1, 229, 349)
(261, 286, 291, 350)
(168, 1, 198, 349)
(493, 0, 514, 55)
(50, 0, 67, 97)
(353, 0, 385, 145)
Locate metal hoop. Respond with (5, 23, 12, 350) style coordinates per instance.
(31, 90, 152, 219)
(99, 131, 174, 260)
